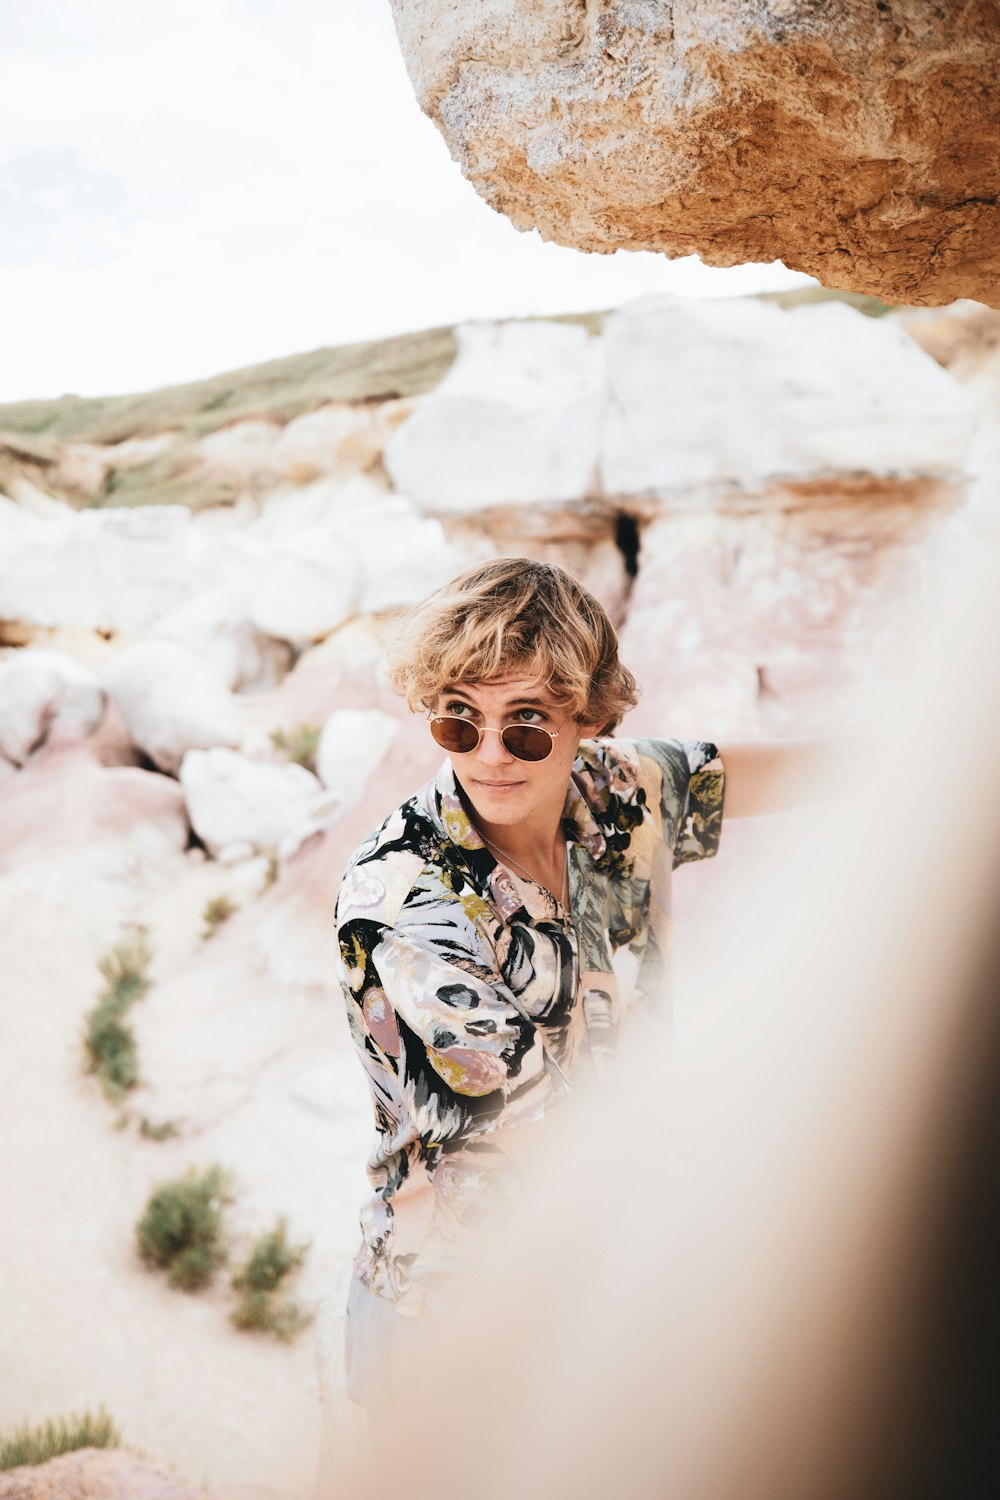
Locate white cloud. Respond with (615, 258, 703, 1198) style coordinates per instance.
(0, 0, 814, 403)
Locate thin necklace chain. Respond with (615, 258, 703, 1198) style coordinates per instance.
(479, 829, 570, 911)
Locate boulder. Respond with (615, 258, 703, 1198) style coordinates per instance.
(150, 582, 292, 692)
(619, 496, 946, 740)
(247, 536, 358, 646)
(0, 506, 207, 635)
(602, 297, 977, 502)
(315, 707, 399, 808)
(353, 496, 458, 613)
(388, 0, 1000, 307)
(249, 470, 391, 545)
(179, 745, 334, 859)
(272, 402, 383, 477)
(0, 740, 189, 890)
(104, 641, 242, 775)
(0, 649, 106, 765)
(384, 320, 604, 508)
(247, 495, 458, 643)
(198, 416, 282, 489)
(238, 616, 397, 764)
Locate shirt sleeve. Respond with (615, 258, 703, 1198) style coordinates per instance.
(628, 737, 726, 868)
(335, 894, 549, 1148)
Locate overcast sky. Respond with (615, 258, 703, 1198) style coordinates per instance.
(0, 0, 814, 403)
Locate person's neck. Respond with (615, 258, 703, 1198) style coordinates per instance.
(458, 788, 565, 874)
(475, 815, 565, 873)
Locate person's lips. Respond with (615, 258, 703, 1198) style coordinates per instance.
(473, 779, 523, 790)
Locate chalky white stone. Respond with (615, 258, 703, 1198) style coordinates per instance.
(0, 649, 106, 764)
(316, 708, 399, 809)
(384, 320, 605, 509)
(180, 745, 331, 859)
(601, 298, 977, 500)
(104, 640, 242, 775)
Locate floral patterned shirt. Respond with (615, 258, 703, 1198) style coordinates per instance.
(334, 736, 725, 1316)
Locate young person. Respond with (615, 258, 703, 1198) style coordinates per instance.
(334, 557, 841, 1409)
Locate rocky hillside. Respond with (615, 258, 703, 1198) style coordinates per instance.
(0, 290, 997, 1495)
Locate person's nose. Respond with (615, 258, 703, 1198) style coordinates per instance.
(475, 726, 516, 767)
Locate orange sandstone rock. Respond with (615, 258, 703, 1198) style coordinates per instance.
(388, 0, 1000, 307)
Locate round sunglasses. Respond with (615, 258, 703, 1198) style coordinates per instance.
(428, 710, 572, 763)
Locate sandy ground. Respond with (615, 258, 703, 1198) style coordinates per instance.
(0, 729, 806, 1496)
(0, 754, 372, 1496)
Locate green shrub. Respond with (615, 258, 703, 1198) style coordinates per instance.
(229, 1217, 313, 1341)
(135, 1165, 232, 1290)
(138, 1116, 182, 1141)
(0, 1405, 121, 1470)
(201, 894, 238, 940)
(257, 851, 280, 895)
(269, 723, 321, 773)
(83, 928, 153, 1102)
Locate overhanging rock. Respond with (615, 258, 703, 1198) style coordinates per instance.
(388, 0, 1000, 308)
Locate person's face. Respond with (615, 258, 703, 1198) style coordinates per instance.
(432, 675, 601, 833)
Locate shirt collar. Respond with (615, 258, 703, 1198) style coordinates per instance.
(425, 745, 615, 906)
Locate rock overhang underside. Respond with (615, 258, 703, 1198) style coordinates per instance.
(388, 0, 1000, 309)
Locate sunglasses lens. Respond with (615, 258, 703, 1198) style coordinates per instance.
(430, 717, 480, 753)
(501, 725, 552, 762)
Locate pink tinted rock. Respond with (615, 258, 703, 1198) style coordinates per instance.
(0, 1445, 286, 1499)
(619, 480, 956, 740)
(0, 739, 188, 867)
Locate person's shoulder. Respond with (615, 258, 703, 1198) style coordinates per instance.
(576, 734, 643, 779)
(336, 787, 439, 930)
(616, 735, 719, 777)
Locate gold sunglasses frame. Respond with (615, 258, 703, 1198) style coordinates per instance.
(426, 711, 572, 762)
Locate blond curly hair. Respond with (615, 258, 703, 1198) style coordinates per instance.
(385, 557, 638, 734)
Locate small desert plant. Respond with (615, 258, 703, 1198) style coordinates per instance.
(0, 1405, 121, 1470)
(229, 1217, 313, 1340)
(135, 1164, 232, 1290)
(201, 893, 238, 940)
(83, 928, 153, 1102)
(139, 1116, 182, 1141)
(257, 851, 280, 895)
(269, 722, 321, 773)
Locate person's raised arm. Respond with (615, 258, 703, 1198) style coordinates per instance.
(714, 736, 872, 819)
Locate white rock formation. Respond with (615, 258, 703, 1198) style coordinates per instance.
(0, 493, 57, 542)
(353, 496, 457, 613)
(247, 530, 360, 645)
(179, 746, 332, 859)
(315, 708, 399, 808)
(601, 297, 977, 500)
(0, 649, 106, 765)
(150, 581, 292, 692)
(384, 320, 605, 509)
(247, 495, 457, 643)
(0, 505, 209, 634)
(248, 470, 390, 545)
(272, 403, 383, 477)
(198, 417, 282, 488)
(104, 641, 242, 775)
